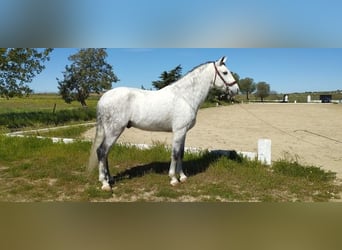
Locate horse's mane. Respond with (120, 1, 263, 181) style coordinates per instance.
(172, 61, 213, 85)
(163, 60, 213, 89)
(186, 61, 213, 75)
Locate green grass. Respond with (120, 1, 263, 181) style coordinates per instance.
(0, 108, 96, 130)
(0, 136, 340, 202)
(0, 94, 98, 132)
(0, 93, 98, 114)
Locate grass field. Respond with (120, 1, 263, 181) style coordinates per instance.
(0, 136, 340, 201)
(0, 94, 98, 133)
(0, 94, 98, 114)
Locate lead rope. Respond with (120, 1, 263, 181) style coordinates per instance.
(236, 103, 324, 147)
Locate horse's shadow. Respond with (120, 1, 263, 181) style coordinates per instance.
(112, 150, 241, 184)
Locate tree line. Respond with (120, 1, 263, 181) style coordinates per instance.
(0, 48, 271, 106)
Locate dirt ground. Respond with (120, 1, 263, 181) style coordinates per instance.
(83, 103, 342, 179)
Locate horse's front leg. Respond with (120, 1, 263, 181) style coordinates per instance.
(169, 129, 186, 186)
(176, 138, 187, 183)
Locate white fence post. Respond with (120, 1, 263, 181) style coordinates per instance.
(258, 139, 272, 165)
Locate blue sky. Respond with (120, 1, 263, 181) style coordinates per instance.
(33, 48, 342, 94)
(69, 0, 342, 47)
(2, 0, 342, 47)
(3, 1, 342, 93)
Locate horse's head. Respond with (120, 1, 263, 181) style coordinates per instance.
(213, 56, 239, 96)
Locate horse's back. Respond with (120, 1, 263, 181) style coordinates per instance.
(98, 87, 135, 105)
(98, 87, 169, 108)
(97, 87, 175, 131)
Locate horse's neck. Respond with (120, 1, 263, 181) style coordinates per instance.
(172, 63, 212, 111)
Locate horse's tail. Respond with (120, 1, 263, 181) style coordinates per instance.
(87, 119, 105, 172)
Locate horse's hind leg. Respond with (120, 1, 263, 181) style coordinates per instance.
(97, 142, 112, 191)
(169, 129, 187, 186)
(97, 127, 124, 191)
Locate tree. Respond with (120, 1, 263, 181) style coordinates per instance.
(255, 81, 270, 102)
(57, 48, 118, 107)
(0, 48, 53, 99)
(152, 65, 182, 90)
(239, 77, 256, 100)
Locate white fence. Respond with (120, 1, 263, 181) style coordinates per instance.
(6, 127, 272, 165)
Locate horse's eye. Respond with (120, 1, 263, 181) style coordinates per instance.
(223, 71, 228, 75)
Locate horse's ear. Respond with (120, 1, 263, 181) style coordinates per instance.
(218, 56, 227, 65)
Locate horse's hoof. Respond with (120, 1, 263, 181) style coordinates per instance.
(170, 178, 179, 186)
(180, 175, 187, 183)
(101, 183, 112, 191)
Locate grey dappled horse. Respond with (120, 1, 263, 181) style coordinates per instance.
(88, 56, 239, 191)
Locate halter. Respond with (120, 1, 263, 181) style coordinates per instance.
(213, 62, 237, 87)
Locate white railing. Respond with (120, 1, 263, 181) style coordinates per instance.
(6, 127, 272, 165)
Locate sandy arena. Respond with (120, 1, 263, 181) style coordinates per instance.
(84, 103, 342, 179)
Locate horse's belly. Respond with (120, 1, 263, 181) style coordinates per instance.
(133, 122, 173, 132)
(128, 89, 198, 132)
(130, 111, 173, 132)
(128, 103, 169, 131)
